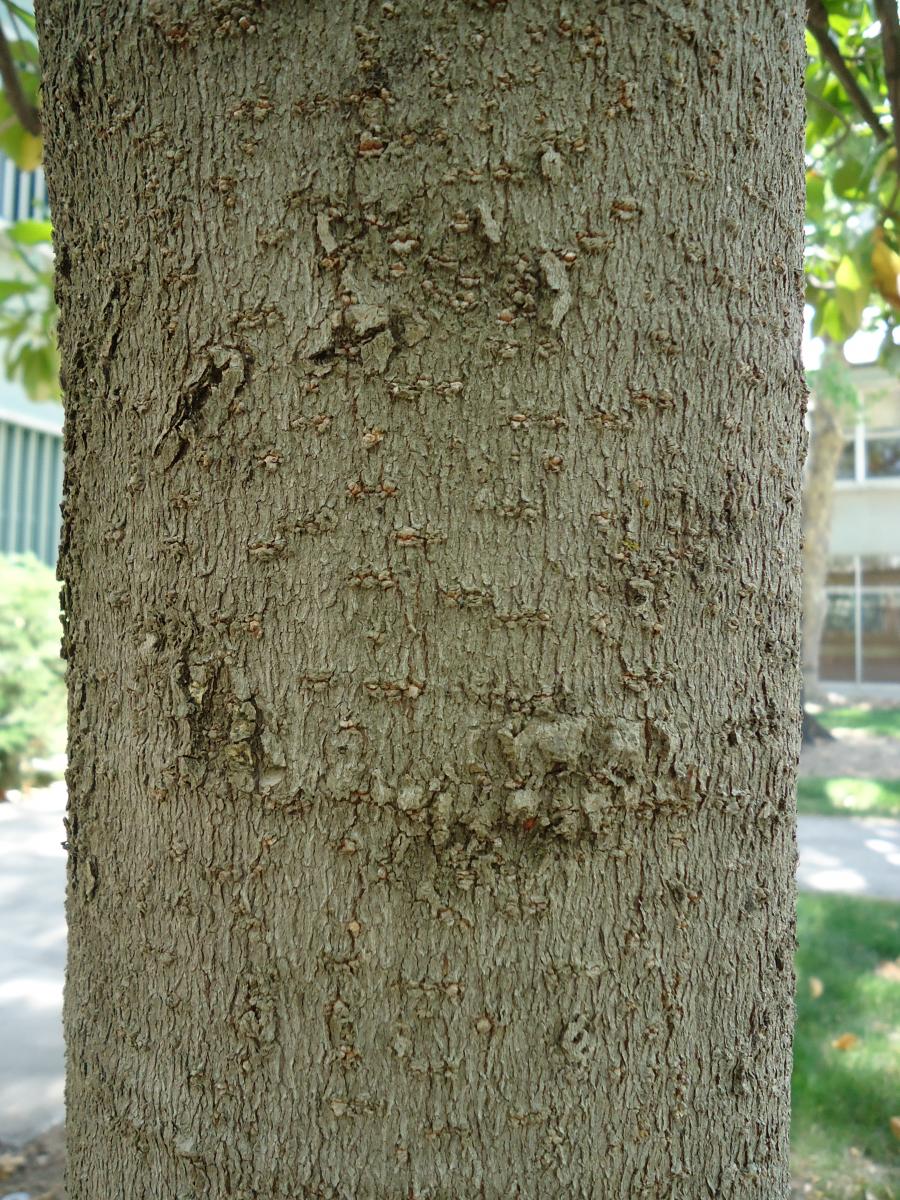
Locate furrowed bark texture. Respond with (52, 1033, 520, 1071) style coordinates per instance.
(38, 3, 806, 1197)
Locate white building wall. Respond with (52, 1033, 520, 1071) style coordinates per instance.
(830, 486, 900, 557)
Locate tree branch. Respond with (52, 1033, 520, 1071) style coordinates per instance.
(875, 0, 900, 167)
(808, 0, 888, 143)
(0, 24, 39, 138)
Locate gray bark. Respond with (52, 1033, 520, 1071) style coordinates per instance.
(801, 386, 845, 701)
(37, 3, 806, 1197)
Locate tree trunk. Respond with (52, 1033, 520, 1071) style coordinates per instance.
(801, 381, 846, 704)
(37, 3, 806, 1197)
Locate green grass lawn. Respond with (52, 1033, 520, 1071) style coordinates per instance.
(792, 893, 900, 1198)
(797, 777, 900, 818)
(818, 707, 900, 739)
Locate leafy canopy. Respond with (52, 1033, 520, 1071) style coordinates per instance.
(806, 0, 900, 366)
(0, 554, 66, 790)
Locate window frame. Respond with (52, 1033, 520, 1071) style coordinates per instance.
(835, 417, 900, 487)
(823, 555, 900, 684)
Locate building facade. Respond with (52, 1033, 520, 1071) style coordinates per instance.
(0, 386, 63, 566)
(823, 364, 900, 685)
(0, 157, 61, 568)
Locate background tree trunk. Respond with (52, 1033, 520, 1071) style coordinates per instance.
(37, 3, 806, 1197)
(801, 383, 845, 706)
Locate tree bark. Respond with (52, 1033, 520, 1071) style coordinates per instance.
(37, 3, 806, 1197)
(801, 381, 846, 703)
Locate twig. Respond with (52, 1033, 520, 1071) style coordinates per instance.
(874, 0, 900, 167)
(808, 0, 888, 143)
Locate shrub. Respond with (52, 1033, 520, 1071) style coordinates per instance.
(0, 554, 65, 794)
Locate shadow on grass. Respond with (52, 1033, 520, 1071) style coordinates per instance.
(819, 707, 900, 739)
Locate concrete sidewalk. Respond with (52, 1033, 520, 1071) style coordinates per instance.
(796, 813, 900, 901)
(0, 785, 66, 1146)
(0, 789, 898, 1147)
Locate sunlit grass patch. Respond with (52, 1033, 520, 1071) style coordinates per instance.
(797, 777, 900, 817)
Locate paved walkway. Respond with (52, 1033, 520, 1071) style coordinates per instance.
(796, 813, 900, 900)
(0, 785, 66, 1145)
(0, 785, 898, 1147)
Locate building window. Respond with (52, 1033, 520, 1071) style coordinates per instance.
(838, 418, 900, 484)
(866, 431, 900, 479)
(0, 157, 47, 224)
(822, 556, 900, 684)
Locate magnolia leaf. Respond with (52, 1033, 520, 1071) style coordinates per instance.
(0, 279, 35, 301)
(5, 38, 40, 68)
(3, 337, 60, 403)
(0, 121, 42, 170)
(872, 231, 900, 308)
(835, 255, 863, 290)
(6, 219, 53, 246)
(835, 284, 867, 334)
(812, 296, 852, 342)
(0, 69, 42, 169)
(3, 1, 37, 32)
(832, 157, 869, 200)
(807, 170, 826, 219)
(20, 342, 59, 402)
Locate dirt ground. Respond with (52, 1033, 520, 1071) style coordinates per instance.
(800, 727, 900, 779)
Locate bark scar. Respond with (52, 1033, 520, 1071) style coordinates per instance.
(152, 346, 248, 461)
(540, 251, 571, 328)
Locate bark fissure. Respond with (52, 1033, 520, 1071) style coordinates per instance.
(37, 2, 805, 1197)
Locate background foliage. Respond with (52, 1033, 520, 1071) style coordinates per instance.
(806, 0, 900, 362)
(0, 554, 66, 792)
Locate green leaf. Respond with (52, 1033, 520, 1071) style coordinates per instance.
(20, 342, 58, 402)
(6, 219, 53, 246)
(809, 347, 862, 413)
(2, 1, 38, 32)
(5, 38, 40, 68)
(0, 280, 34, 301)
(835, 284, 867, 335)
(812, 296, 852, 342)
(0, 312, 32, 341)
(827, 13, 856, 36)
(0, 123, 42, 170)
(832, 156, 869, 199)
(807, 170, 826, 219)
(835, 254, 863, 290)
(0, 92, 41, 169)
(0, 62, 42, 169)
